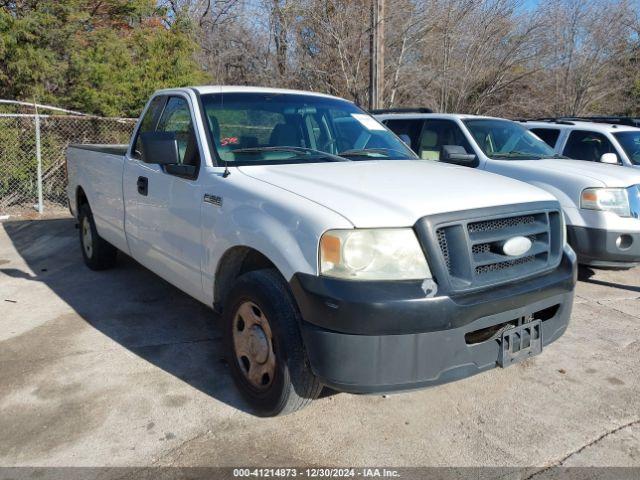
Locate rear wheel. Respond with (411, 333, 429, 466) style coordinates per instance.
(223, 269, 321, 416)
(78, 204, 117, 270)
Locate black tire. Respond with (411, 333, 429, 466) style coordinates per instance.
(222, 269, 322, 416)
(78, 203, 117, 271)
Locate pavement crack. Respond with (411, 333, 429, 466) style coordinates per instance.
(524, 418, 640, 479)
(594, 299, 640, 319)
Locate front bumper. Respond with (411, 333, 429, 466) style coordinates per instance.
(567, 225, 640, 268)
(290, 246, 577, 394)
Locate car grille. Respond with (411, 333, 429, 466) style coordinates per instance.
(428, 208, 563, 293)
(629, 185, 640, 219)
(474, 255, 535, 275)
(436, 228, 450, 271)
(467, 215, 536, 233)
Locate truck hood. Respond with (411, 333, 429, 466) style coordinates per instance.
(238, 160, 555, 228)
(494, 159, 640, 188)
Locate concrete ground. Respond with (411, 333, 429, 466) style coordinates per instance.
(0, 214, 638, 473)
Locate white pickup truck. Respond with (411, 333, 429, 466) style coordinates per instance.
(376, 112, 640, 269)
(67, 87, 576, 416)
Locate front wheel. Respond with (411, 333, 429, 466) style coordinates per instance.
(222, 269, 321, 416)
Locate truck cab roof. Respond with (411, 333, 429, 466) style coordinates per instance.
(154, 85, 347, 102)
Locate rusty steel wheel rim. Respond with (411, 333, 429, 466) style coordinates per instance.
(232, 301, 276, 390)
(82, 216, 93, 259)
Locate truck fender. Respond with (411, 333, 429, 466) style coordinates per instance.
(203, 204, 323, 307)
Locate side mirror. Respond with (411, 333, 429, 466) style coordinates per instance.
(441, 145, 477, 166)
(398, 134, 411, 146)
(140, 131, 179, 165)
(600, 153, 619, 165)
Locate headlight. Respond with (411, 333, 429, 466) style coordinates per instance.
(580, 188, 630, 217)
(319, 228, 431, 280)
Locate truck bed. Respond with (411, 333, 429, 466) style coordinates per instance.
(66, 144, 129, 254)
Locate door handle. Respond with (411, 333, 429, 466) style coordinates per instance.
(137, 176, 148, 196)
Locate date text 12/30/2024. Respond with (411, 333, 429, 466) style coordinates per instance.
(233, 468, 400, 478)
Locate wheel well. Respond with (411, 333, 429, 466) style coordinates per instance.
(76, 187, 88, 216)
(214, 247, 278, 312)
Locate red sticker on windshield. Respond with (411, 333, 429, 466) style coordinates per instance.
(221, 137, 239, 146)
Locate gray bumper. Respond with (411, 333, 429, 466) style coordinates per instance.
(568, 225, 640, 268)
(293, 247, 576, 394)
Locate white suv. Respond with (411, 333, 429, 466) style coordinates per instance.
(520, 118, 640, 168)
(376, 112, 640, 269)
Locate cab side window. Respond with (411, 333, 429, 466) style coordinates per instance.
(156, 97, 201, 168)
(563, 130, 615, 162)
(382, 119, 423, 151)
(419, 120, 472, 162)
(530, 128, 560, 148)
(133, 96, 166, 159)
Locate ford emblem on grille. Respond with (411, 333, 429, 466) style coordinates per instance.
(501, 236, 532, 257)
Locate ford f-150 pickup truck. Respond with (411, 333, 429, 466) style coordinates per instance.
(377, 112, 640, 269)
(67, 87, 576, 416)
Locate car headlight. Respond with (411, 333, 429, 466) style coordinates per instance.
(581, 188, 631, 217)
(319, 228, 431, 280)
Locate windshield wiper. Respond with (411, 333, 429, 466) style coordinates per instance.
(338, 148, 395, 158)
(231, 146, 350, 162)
(491, 151, 543, 159)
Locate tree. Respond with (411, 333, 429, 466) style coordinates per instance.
(534, 0, 636, 116)
(0, 0, 207, 116)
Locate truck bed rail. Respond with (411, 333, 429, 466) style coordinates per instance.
(68, 144, 129, 156)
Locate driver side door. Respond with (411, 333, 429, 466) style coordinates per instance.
(124, 94, 205, 299)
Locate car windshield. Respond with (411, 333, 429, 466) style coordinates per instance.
(613, 131, 640, 165)
(463, 119, 557, 160)
(200, 92, 416, 165)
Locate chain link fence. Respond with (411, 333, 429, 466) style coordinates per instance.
(0, 111, 136, 216)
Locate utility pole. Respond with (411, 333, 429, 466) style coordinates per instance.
(369, 0, 385, 111)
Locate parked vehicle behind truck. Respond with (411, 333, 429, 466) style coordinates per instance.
(519, 118, 640, 168)
(376, 112, 640, 269)
(67, 87, 576, 416)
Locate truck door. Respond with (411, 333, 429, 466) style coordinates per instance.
(123, 94, 205, 300)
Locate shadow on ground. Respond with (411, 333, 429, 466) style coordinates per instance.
(1, 217, 258, 413)
(578, 266, 640, 293)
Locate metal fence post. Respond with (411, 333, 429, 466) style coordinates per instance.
(34, 104, 43, 214)
(0, 101, 137, 217)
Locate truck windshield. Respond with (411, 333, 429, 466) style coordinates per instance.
(463, 119, 557, 160)
(613, 131, 640, 165)
(200, 93, 416, 165)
